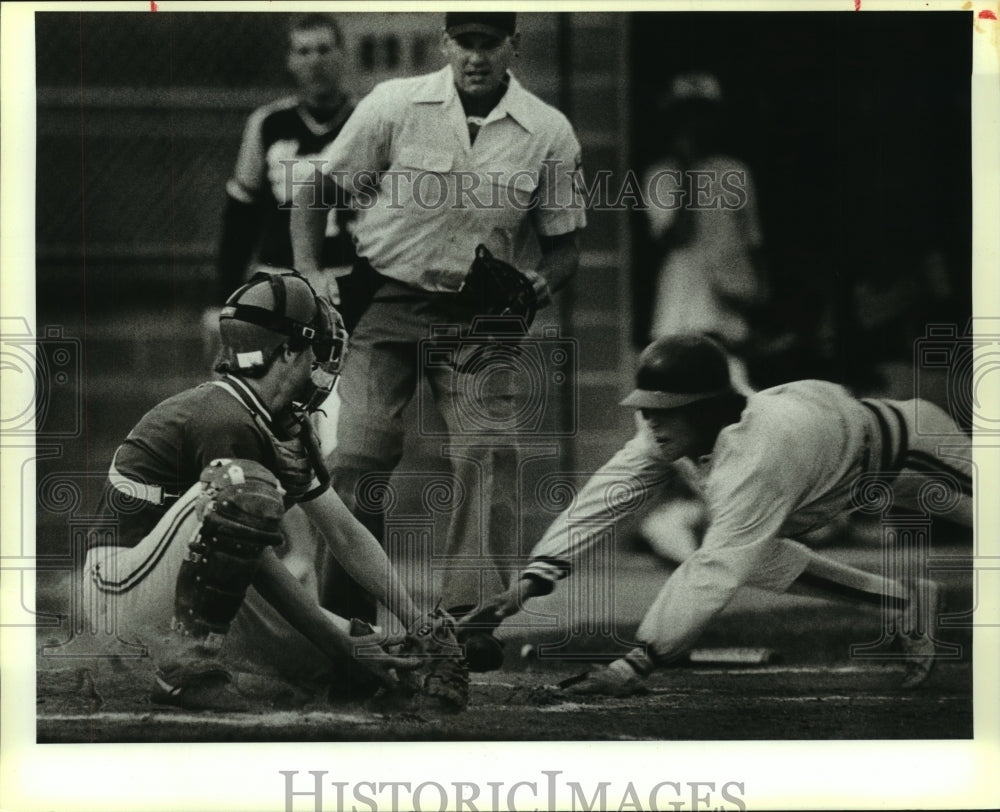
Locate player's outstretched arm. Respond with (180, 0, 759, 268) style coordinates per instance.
(459, 426, 684, 636)
(251, 546, 419, 687)
(299, 487, 422, 628)
(455, 576, 549, 635)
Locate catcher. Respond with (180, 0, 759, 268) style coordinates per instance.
(461, 333, 973, 694)
(290, 11, 586, 667)
(83, 270, 468, 712)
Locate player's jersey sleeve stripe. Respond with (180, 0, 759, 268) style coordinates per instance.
(861, 399, 908, 474)
(884, 403, 910, 471)
(522, 556, 571, 585)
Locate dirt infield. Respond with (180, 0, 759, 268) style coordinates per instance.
(34, 543, 975, 743)
(37, 655, 972, 743)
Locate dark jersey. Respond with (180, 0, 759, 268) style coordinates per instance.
(95, 376, 279, 549)
(223, 95, 357, 274)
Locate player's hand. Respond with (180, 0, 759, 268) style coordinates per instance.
(521, 268, 552, 308)
(455, 587, 521, 635)
(302, 269, 341, 306)
(346, 629, 421, 690)
(456, 577, 549, 635)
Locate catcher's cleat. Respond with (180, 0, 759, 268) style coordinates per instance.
(557, 660, 649, 698)
(898, 578, 943, 690)
(150, 665, 250, 712)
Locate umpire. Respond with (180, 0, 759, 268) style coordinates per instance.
(291, 12, 585, 646)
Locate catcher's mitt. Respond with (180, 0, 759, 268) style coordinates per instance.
(393, 608, 470, 713)
(461, 244, 538, 328)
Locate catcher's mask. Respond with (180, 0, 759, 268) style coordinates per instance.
(217, 269, 347, 411)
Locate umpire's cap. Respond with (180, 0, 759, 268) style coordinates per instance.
(620, 334, 733, 410)
(445, 12, 516, 38)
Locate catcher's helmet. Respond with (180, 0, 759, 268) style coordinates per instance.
(216, 269, 346, 378)
(620, 333, 733, 410)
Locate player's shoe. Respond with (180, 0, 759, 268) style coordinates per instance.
(558, 659, 649, 698)
(897, 578, 943, 690)
(150, 663, 250, 712)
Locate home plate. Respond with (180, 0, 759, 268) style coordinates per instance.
(685, 647, 776, 665)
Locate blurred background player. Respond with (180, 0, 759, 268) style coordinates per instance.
(84, 271, 422, 710)
(463, 333, 972, 694)
(290, 12, 586, 656)
(215, 13, 369, 324)
(637, 72, 768, 392)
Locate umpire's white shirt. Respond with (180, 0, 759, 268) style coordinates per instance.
(316, 67, 586, 291)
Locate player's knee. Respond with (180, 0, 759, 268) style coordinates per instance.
(173, 459, 285, 643)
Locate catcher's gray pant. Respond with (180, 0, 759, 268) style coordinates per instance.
(327, 279, 530, 615)
(83, 483, 349, 685)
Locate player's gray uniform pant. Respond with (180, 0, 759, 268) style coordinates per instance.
(329, 279, 527, 614)
(83, 483, 348, 685)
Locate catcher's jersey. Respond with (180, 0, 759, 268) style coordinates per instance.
(317, 67, 587, 291)
(228, 96, 357, 270)
(94, 375, 280, 550)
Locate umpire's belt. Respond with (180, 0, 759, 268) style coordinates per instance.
(108, 454, 179, 506)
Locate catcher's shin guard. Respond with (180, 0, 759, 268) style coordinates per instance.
(172, 459, 285, 644)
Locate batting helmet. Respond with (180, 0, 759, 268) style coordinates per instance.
(216, 269, 346, 379)
(620, 333, 733, 410)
